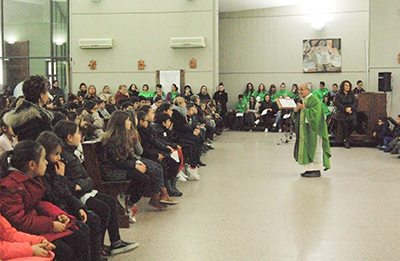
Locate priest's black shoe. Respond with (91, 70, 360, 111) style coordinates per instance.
(300, 170, 321, 178)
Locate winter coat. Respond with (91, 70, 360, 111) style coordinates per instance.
(0, 170, 75, 242)
(61, 144, 94, 198)
(375, 121, 392, 139)
(137, 125, 170, 161)
(3, 101, 53, 141)
(171, 109, 193, 135)
(334, 92, 358, 122)
(198, 93, 211, 102)
(388, 117, 400, 137)
(42, 162, 87, 218)
(213, 90, 228, 115)
(0, 214, 55, 261)
(49, 87, 64, 99)
(102, 136, 137, 171)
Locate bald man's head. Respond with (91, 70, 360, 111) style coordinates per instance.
(298, 83, 311, 98)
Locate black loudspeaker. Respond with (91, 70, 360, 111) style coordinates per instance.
(378, 72, 392, 92)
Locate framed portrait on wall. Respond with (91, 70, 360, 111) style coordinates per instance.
(303, 38, 341, 73)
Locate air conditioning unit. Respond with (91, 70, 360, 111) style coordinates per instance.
(170, 37, 206, 48)
(79, 39, 114, 49)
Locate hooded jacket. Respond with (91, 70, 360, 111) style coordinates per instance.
(3, 101, 53, 141)
(0, 170, 75, 242)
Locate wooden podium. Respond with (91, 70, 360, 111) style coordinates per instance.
(334, 92, 386, 145)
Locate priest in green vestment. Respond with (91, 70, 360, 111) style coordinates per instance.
(293, 83, 331, 177)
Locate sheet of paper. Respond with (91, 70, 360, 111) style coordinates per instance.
(170, 150, 180, 163)
(236, 113, 244, 117)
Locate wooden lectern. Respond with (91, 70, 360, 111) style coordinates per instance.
(334, 92, 386, 145)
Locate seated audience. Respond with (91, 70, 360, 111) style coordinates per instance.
(53, 120, 138, 257)
(0, 140, 90, 261)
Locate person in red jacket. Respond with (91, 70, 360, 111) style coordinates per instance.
(0, 212, 56, 261)
(0, 140, 90, 261)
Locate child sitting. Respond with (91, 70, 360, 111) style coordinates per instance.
(36, 132, 105, 261)
(0, 140, 90, 261)
(53, 120, 138, 256)
(0, 108, 18, 154)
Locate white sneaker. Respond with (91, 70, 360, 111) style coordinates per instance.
(254, 119, 260, 125)
(283, 113, 291, 119)
(187, 167, 200, 181)
(272, 123, 277, 128)
(264, 128, 268, 133)
(279, 129, 282, 132)
(177, 171, 187, 182)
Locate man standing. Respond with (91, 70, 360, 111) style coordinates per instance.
(293, 83, 331, 177)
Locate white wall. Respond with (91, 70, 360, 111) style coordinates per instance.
(219, 0, 369, 108)
(70, 0, 218, 95)
(369, 0, 400, 115)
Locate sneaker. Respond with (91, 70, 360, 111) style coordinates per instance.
(126, 205, 138, 223)
(278, 129, 282, 133)
(110, 240, 139, 256)
(283, 113, 291, 119)
(187, 167, 200, 181)
(264, 128, 268, 133)
(177, 171, 187, 182)
(254, 119, 260, 125)
(272, 123, 277, 128)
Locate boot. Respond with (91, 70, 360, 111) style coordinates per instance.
(166, 180, 182, 197)
(171, 178, 183, 197)
(148, 193, 167, 210)
(159, 187, 178, 205)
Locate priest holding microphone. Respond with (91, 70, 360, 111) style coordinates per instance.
(292, 83, 331, 178)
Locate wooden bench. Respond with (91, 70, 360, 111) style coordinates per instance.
(82, 140, 131, 228)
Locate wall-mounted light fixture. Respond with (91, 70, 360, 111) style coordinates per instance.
(311, 22, 325, 32)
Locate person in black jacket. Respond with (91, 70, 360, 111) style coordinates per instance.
(53, 120, 138, 257)
(372, 118, 392, 149)
(213, 82, 228, 118)
(171, 98, 201, 180)
(334, 80, 358, 149)
(37, 131, 104, 261)
(137, 108, 180, 200)
(4, 75, 53, 141)
(385, 115, 400, 153)
(198, 85, 211, 103)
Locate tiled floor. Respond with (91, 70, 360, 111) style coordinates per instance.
(111, 131, 400, 261)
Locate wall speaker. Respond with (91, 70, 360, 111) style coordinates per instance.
(378, 72, 392, 92)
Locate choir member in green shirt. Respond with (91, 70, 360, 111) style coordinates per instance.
(288, 83, 300, 101)
(315, 81, 329, 101)
(254, 83, 268, 102)
(276, 83, 289, 98)
(243, 83, 254, 102)
(268, 84, 278, 102)
(235, 94, 247, 130)
(139, 84, 155, 99)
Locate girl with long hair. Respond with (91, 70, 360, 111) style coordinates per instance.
(36, 132, 104, 261)
(53, 120, 138, 256)
(0, 140, 90, 261)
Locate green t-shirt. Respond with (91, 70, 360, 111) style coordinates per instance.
(269, 92, 278, 102)
(288, 91, 299, 100)
(139, 91, 155, 98)
(315, 88, 329, 101)
(321, 102, 332, 116)
(235, 100, 247, 113)
(253, 90, 268, 102)
(276, 90, 289, 98)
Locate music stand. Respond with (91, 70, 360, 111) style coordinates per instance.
(276, 98, 297, 145)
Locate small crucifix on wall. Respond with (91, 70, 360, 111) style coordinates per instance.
(138, 60, 146, 70)
(189, 58, 197, 69)
(88, 59, 97, 70)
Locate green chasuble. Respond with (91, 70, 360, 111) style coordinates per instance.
(139, 91, 155, 98)
(293, 94, 331, 169)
